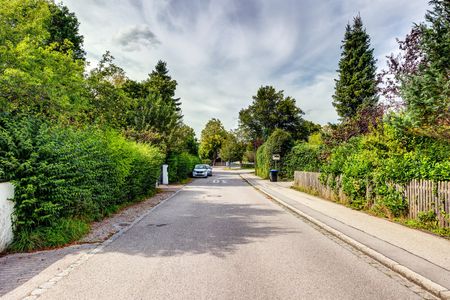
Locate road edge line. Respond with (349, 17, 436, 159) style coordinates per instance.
(22, 186, 186, 300)
(241, 174, 450, 300)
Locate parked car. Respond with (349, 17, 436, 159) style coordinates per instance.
(205, 164, 213, 176)
(192, 164, 208, 178)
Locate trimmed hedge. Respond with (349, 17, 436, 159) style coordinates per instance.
(256, 129, 293, 179)
(167, 152, 201, 183)
(0, 115, 164, 251)
(283, 142, 323, 178)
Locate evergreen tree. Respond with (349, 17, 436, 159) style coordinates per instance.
(402, 0, 449, 138)
(333, 16, 378, 119)
(145, 60, 182, 116)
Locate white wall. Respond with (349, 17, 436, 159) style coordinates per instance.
(0, 182, 14, 252)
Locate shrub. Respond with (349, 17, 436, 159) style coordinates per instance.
(256, 129, 293, 179)
(0, 115, 164, 250)
(283, 142, 323, 179)
(167, 152, 201, 183)
(321, 123, 450, 216)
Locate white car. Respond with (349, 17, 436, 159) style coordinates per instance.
(205, 164, 212, 176)
(192, 164, 208, 178)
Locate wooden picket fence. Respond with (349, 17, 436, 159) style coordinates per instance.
(293, 171, 450, 228)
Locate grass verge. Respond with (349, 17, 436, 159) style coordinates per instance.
(9, 219, 90, 253)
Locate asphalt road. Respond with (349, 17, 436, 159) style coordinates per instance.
(39, 170, 433, 300)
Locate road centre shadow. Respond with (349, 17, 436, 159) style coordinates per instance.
(100, 188, 299, 259)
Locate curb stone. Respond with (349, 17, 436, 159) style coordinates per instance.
(241, 175, 450, 300)
(22, 187, 185, 300)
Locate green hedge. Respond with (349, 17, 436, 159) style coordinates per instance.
(283, 142, 323, 178)
(0, 115, 164, 251)
(321, 124, 450, 215)
(256, 129, 293, 179)
(167, 152, 201, 183)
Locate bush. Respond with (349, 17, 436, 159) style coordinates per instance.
(167, 152, 201, 183)
(0, 115, 164, 250)
(321, 123, 450, 215)
(283, 142, 323, 179)
(256, 129, 293, 179)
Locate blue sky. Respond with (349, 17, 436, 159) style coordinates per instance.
(62, 0, 429, 135)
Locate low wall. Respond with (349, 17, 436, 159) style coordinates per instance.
(0, 182, 14, 252)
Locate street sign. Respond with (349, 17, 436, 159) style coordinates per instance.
(272, 154, 280, 161)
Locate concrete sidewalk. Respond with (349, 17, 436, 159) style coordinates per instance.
(241, 173, 450, 298)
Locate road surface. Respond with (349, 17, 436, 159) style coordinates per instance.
(38, 170, 434, 299)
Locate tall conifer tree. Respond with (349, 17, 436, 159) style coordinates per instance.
(145, 60, 182, 115)
(333, 16, 378, 119)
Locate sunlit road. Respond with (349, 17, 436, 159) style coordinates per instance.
(40, 170, 429, 299)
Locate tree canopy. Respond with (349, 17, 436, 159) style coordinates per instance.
(220, 131, 245, 163)
(144, 60, 182, 117)
(199, 118, 227, 164)
(46, 1, 86, 60)
(332, 15, 378, 120)
(239, 86, 306, 143)
(0, 0, 87, 122)
(382, 0, 449, 140)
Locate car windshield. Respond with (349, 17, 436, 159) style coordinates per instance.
(194, 164, 207, 169)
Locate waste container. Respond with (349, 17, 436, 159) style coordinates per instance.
(269, 169, 278, 182)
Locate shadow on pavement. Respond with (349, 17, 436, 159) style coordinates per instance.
(100, 186, 299, 259)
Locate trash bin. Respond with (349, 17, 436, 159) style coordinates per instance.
(269, 169, 278, 182)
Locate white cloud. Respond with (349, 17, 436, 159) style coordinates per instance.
(62, 0, 429, 136)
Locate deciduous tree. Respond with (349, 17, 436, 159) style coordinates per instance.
(238, 86, 305, 143)
(199, 118, 227, 164)
(46, 1, 86, 60)
(0, 0, 87, 122)
(220, 131, 245, 163)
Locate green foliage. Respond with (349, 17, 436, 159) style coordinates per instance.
(167, 152, 201, 183)
(199, 118, 227, 163)
(121, 61, 195, 154)
(402, 0, 450, 139)
(322, 105, 384, 146)
(398, 213, 450, 237)
(321, 124, 450, 215)
(0, 115, 164, 250)
(86, 51, 130, 128)
(9, 218, 89, 252)
(256, 129, 293, 179)
(239, 86, 306, 141)
(144, 60, 182, 117)
(46, 1, 86, 60)
(0, 0, 88, 121)
(256, 143, 270, 179)
(283, 142, 323, 179)
(220, 131, 245, 162)
(332, 16, 378, 119)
